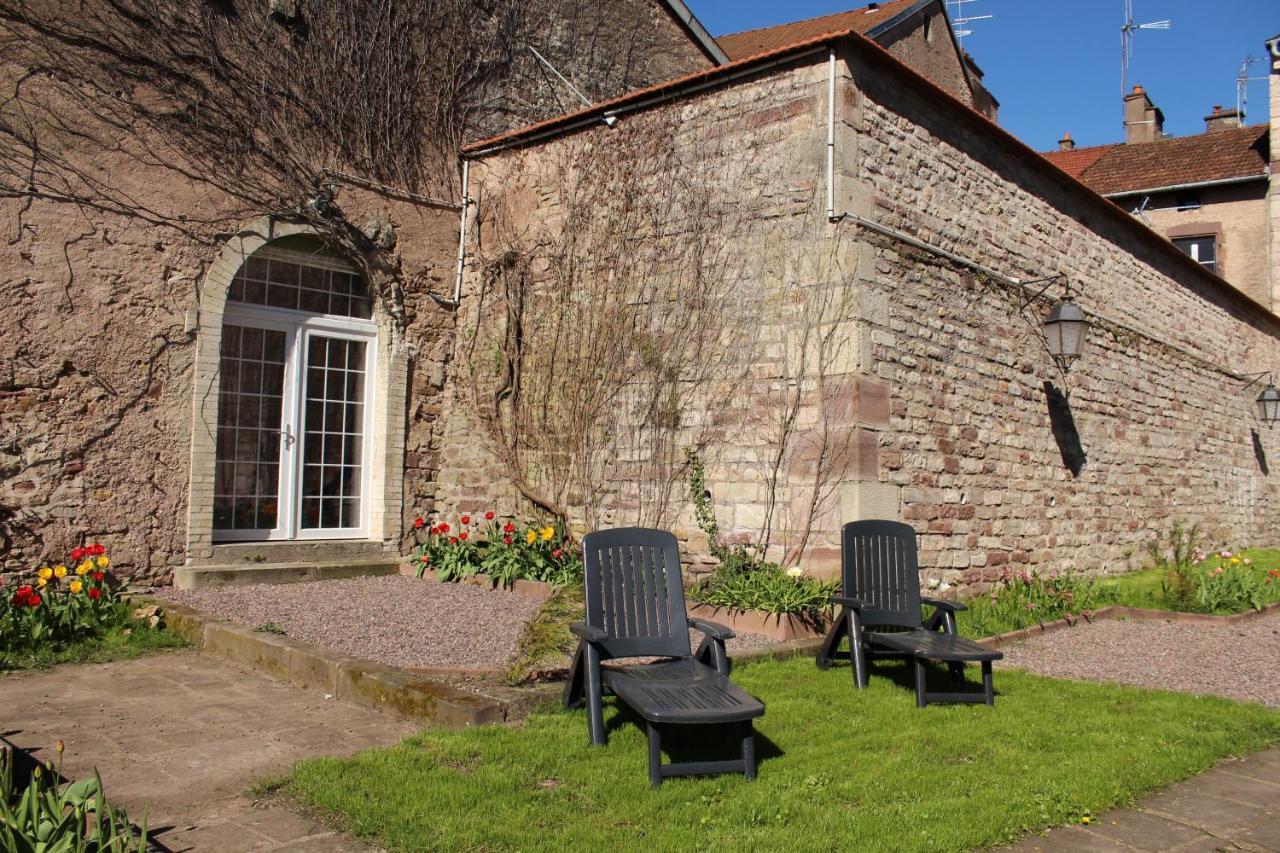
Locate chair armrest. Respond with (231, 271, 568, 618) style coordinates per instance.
(688, 618, 735, 641)
(569, 622, 607, 643)
(831, 595, 868, 610)
(922, 597, 968, 613)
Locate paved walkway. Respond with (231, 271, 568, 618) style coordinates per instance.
(1007, 742, 1280, 852)
(2, 650, 416, 851)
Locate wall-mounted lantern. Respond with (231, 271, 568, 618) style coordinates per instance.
(1241, 372, 1280, 426)
(1022, 274, 1089, 372)
(1043, 299, 1089, 372)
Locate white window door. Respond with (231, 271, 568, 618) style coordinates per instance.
(213, 249, 376, 541)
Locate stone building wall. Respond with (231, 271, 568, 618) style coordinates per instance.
(443, 40, 1280, 585)
(1134, 183, 1270, 309)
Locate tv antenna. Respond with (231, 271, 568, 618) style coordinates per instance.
(948, 0, 992, 47)
(1121, 1, 1171, 126)
(1237, 55, 1268, 123)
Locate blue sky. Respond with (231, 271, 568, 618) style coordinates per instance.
(691, 0, 1278, 151)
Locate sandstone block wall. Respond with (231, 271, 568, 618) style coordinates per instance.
(441, 42, 1280, 586)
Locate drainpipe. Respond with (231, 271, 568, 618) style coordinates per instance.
(452, 159, 471, 305)
(826, 48, 838, 222)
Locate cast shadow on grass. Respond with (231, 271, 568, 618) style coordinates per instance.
(817, 655, 999, 699)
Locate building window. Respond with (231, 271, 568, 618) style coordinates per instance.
(1172, 235, 1216, 272)
(213, 245, 377, 541)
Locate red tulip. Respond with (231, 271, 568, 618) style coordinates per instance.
(439, 523, 450, 534)
(93, 571, 104, 582)
(503, 535, 513, 545)
(449, 536, 459, 545)
(92, 544, 105, 556)
(552, 548, 563, 558)
(420, 554, 430, 562)
(503, 522, 515, 534)
(460, 532, 469, 541)
(28, 594, 42, 607)
(413, 517, 425, 529)
(460, 515, 471, 525)
(71, 546, 85, 560)
(87, 587, 101, 601)
(484, 511, 495, 520)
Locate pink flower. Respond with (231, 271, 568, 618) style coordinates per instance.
(1219, 550, 1232, 559)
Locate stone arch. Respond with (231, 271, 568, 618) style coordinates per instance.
(184, 216, 409, 563)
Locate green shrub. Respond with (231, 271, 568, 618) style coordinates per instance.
(411, 513, 583, 588)
(1, 741, 146, 852)
(1193, 552, 1267, 613)
(1150, 522, 1202, 611)
(961, 568, 1110, 639)
(689, 563, 838, 619)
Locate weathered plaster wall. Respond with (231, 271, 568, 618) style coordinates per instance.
(442, 42, 1280, 586)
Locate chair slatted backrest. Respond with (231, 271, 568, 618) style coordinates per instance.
(581, 527, 692, 660)
(841, 520, 923, 629)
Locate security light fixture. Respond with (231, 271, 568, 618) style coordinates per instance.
(1243, 372, 1280, 426)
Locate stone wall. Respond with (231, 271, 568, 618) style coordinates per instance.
(443, 40, 1280, 586)
(1135, 183, 1270, 308)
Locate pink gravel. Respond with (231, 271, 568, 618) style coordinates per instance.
(1001, 611, 1280, 707)
(157, 575, 778, 673)
(158, 575, 545, 671)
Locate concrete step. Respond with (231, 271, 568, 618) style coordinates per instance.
(173, 558, 401, 590)
(190, 539, 390, 567)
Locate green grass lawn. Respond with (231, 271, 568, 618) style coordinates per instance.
(0, 622, 186, 672)
(284, 656, 1280, 852)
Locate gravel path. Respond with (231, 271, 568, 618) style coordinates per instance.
(1001, 611, 1280, 707)
(159, 575, 545, 671)
(157, 575, 777, 673)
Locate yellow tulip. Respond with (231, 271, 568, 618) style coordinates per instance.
(36, 577, 47, 588)
(96, 556, 110, 568)
(541, 526, 555, 541)
(1230, 557, 1241, 565)
(37, 566, 52, 580)
(525, 529, 537, 544)
(69, 580, 83, 594)
(76, 561, 92, 576)
(53, 565, 67, 579)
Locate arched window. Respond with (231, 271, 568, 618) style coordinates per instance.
(212, 239, 377, 540)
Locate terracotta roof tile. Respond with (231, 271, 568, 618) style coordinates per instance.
(1041, 143, 1119, 180)
(716, 0, 922, 59)
(1042, 125, 1268, 196)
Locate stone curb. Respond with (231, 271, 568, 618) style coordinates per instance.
(144, 598, 516, 728)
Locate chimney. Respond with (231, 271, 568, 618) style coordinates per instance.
(1058, 132, 1075, 152)
(1124, 85, 1164, 144)
(1204, 105, 1242, 133)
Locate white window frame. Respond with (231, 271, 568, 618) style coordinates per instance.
(215, 298, 378, 543)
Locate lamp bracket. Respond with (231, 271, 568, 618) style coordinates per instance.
(1018, 273, 1069, 309)
(1239, 371, 1273, 393)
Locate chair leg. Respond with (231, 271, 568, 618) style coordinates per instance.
(948, 661, 965, 686)
(816, 612, 844, 670)
(982, 659, 994, 706)
(647, 722, 663, 788)
(563, 643, 585, 709)
(585, 644, 607, 746)
(914, 658, 928, 708)
(741, 722, 756, 782)
(849, 610, 869, 689)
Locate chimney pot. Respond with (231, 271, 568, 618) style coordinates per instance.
(1204, 105, 1242, 133)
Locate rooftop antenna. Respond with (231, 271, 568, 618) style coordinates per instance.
(1237, 55, 1268, 123)
(1121, 0, 1171, 128)
(948, 0, 992, 47)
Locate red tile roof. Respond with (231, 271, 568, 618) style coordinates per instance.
(716, 0, 922, 59)
(1041, 125, 1268, 196)
(1040, 143, 1119, 180)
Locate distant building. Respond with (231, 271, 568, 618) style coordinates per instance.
(1044, 86, 1274, 311)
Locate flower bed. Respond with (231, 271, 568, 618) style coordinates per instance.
(410, 512, 583, 589)
(687, 555, 839, 634)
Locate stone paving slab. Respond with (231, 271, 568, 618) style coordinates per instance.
(1008, 748, 1280, 852)
(1, 650, 416, 852)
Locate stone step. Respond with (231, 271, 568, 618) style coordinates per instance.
(190, 539, 390, 567)
(173, 558, 401, 590)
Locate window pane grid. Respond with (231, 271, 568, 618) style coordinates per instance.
(229, 256, 372, 319)
(300, 335, 366, 530)
(213, 325, 286, 531)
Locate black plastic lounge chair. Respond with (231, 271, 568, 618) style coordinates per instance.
(816, 519, 1002, 707)
(563, 527, 766, 786)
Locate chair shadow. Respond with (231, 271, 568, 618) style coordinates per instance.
(602, 700, 784, 767)
(821, 653, 998, 699)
